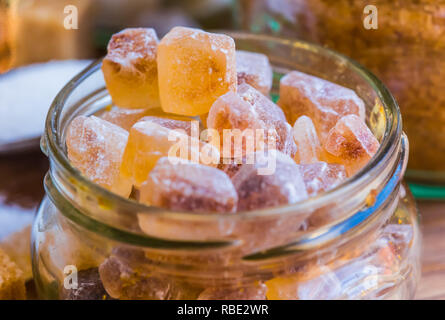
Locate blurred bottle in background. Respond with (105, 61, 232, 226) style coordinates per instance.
(0, 0, 234, 154)
(236, 0, 445, 185)
(0, 0, 12, 73)
(8, 0, 94, 68)
(0, 0, 234, 75)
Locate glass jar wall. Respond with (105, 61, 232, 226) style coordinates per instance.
(32, 33, 421, 300)
(236, 0, 445, 187)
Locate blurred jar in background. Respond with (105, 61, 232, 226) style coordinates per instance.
(237, 0, 445, 185)
(98, 0, 232, 37)
(0, 0, 12, 72)
(94, 0, 160, 29)
(0, 0, 234, 74)
(1, 0, 94, 71)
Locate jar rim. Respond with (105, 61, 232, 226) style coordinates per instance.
(43, 32, 403, 247)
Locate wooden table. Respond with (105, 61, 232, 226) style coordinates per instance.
(414, 201, 445, 299)
(0, 150, 443, 299)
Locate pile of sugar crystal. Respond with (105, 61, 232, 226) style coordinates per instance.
(0, 60, 91, 145)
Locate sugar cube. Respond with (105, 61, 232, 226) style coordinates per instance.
(293, 116, 322, 164)
(157, 27, 236, 116)
(120, 121, 219, 186)
(238, 83, 297, 157)
(102, 28, 160, 109)
(66, 116, 132, 197)
(323, 114, 380, 175)
(300, 162, 347, 196)
(99, 247, 200, 300)
(207, 91, 270, 157)
(138, 116, 194, 137)
(139, 157, 238, 213)
(101, 106, 150, 131)
(236, 50, 273, 96)
(232, 150, 308, 211)
(278, 71, 366, 140)
(60, 268, 112, 300)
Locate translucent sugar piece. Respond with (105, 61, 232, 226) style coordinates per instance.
(236, 50, 273, 96)
(383, 224, 414, 257)
(198, 283, 267, 300)
(158, 27, 237, 116)
(265, 267, 342, 300)
(238, 83, 297, 157)
(139, 157, 238, 213)
(138, 116, 194, 136)
(300, 162, 347, 196)
(238, 83, 286, 123)
(278, 71, 366, 140)
(101, 106, 196, 132)
(99, 247, 200, 300)
(66, 116, 132, 197)
(293, 116, 322, 164)
(217, 157, 247, 178)
(207, 91, 270, 157)
(274, 120, 298, 158)
(101, 106, 150, 131)
(323, 115, 380, 176)
(102, 28, 160, 109)
(120, 121, 219, 186)
(60, 268, 112, 300)
(232, 150, 308, 211)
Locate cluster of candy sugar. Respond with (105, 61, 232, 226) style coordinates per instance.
(265, 222, 412, 300)
(62, 26, 385, 301)
(66, 26, 380, 217)
(99, 247, 201, 300)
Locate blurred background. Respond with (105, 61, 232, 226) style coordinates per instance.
(0, 0, 444, 299)
(0, 0, 234, 73)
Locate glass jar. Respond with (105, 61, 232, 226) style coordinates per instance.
(32, 33, 421, 300)
(236, 0, 445, 188)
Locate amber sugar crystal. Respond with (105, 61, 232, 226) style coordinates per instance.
(138, 116, 195, 137)
(120, 120, 219, 186)
(278, 71, 366, 141)
(66, 116, 132, 197)
(139, 157, 238, 213)
(238, 83, 297, 157)
(324, 114, 380, 176)
(232, 150, 308, 211)
(293, 115, 323, 164)
(102, 28, 160, 109)
(236, 50, 273, 96)
(100, 106, 151, 131)
(300, 162, 347, 196)
(157, 27, 237, 116)
(207, 91, 269, 157)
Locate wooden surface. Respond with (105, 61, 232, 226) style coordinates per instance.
(0, 150, 444, 299)
(415, 201, 445, 300)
